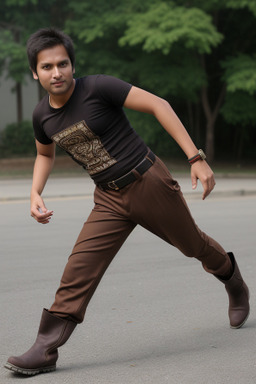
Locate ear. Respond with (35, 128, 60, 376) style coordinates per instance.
(72, 66, 76, 75)
(31, 69, 38, 80)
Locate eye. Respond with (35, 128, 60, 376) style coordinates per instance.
(42, 64, 51, 70)
(60, 61, 68, 67)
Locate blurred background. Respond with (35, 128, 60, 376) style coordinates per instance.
(0, 0, 256, 173)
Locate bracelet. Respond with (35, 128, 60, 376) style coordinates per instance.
(188, 149, 206, 165)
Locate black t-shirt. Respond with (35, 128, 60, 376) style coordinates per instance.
(33, 75, 148, 183)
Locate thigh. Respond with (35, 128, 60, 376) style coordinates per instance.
(72, 199, 136, 259)
(127, 157, 225, 259)
(50, 193, 136, 323)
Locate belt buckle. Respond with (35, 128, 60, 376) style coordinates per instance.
(107, 181, 119, 190)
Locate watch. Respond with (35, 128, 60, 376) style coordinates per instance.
(188, 149, 206, 165)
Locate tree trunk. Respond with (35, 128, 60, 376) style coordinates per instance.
(200, 55, 226, 164)
(188, 101, 201, 147)
(205, 119, 215, 162)
(201, 84, 226, 164)
(16, 82, 23, 123)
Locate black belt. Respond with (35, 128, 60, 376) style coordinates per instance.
(97, 151, 155, 191)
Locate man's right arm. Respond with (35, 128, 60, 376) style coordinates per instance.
(30, 140, 55, 224)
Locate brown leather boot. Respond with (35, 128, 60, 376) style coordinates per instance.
(5, 309, 76, 375)
(215, 252, 250, 329)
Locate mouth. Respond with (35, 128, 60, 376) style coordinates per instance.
(51, 81, 65, 87)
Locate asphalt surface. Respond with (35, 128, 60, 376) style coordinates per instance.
(1, 174, 256, 202)
(0, 174, 256, 383)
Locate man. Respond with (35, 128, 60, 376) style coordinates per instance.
(5, 28, 249, 376)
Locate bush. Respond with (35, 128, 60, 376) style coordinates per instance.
(0, 121, 36, 158)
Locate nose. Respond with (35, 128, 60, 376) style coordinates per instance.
(53, 66, 61, 78)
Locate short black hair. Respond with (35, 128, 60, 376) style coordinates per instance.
(27, 28, 75, 73)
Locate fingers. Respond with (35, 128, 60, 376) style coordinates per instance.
(30, 194, 53, 224)
(191, 161, 216, 200)
(201, 173, 216, 200)
(200, 175, 215, 199)
(191, 175, 198, 190)
(31, 208, 53, 224)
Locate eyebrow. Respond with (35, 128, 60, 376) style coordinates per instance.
(40, 59, 70, 66)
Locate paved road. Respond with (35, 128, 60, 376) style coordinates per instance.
(0, 175, 256, 383)
(1, 174, 256, 201)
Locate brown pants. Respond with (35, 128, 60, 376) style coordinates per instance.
(50, 156, 232, 323)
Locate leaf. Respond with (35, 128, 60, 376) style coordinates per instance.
(6, 0, 38, 6)
(222, 54, 256, 94)
(226, 0, 256, 17)
(221, 91, 256, 125)
(119, 2, 223, 55)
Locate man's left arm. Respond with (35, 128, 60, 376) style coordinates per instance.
(123, 86, 215, 200)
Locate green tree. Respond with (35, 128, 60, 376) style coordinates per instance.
(220, 54, 256, 160)
(0, 0, 69, 123)
(116, 0, 256, 162)
(118, 1, 225, 162)
(1, 0, 256, 162)
(218, 2, 256, 161)
(0, 26, 28, 122)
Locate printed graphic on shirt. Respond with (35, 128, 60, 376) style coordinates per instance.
(52, 120, 117, 175)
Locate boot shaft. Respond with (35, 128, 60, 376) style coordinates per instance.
(5, 308, 77, 375)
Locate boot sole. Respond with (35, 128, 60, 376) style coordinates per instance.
(4, 362, 56, 375)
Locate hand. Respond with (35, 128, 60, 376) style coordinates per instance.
(190, 161, 216, 200)
(30, 194, 53, 224)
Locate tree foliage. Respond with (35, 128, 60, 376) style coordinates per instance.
(0, 29, 27, 82)
(223, 54, 256, 95)
(0, 120, 35, 157)
(226, 0, 256, 16)
(221, 92, 256, 126)
(0, 0, 256, 162)
(119, 2, 223, 55)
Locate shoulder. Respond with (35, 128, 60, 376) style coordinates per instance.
(76, 74, 131, 91)
(32, 95, 49, 121)
(93, 74, 132, 104)
(74, 75, 132, 106)
(75, 75, 99, 88)
(95, 74, 131, 88)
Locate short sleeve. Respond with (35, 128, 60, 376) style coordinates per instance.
(95, 75, 132, 107)
(32, 110, 53, 145)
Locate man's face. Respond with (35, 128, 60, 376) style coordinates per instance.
(33, 44, 75, 97)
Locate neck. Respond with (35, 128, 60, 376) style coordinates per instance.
(49, 79, 76, 108)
